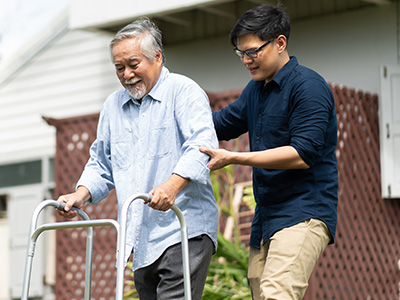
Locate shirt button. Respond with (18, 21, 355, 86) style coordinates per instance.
(142, 113, 146, 118)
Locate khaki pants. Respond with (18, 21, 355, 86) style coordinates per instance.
(248, 219, 331, 300)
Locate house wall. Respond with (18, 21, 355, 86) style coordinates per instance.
(290, 4, 397, 94)
(0, 29, 120, 166)
(163, 4, 398, 94)
(69, 0, 215, 29)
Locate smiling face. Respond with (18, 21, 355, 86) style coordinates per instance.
(112, 37, 162, 100)
(236, 33, 289, 82)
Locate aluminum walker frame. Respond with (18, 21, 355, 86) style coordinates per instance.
(21, 193, 192, 300)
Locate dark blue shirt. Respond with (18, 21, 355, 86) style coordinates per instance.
(213, 56, 338, 248)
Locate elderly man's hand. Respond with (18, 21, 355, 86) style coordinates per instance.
(148, 174, 190, 211)
(56, 186, 91, 218)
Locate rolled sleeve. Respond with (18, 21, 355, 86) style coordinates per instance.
(77, 167, 112, 204)
(173, 151, 211, 185)
(289, 79, 334, 166)
(172, 83, 218, 184)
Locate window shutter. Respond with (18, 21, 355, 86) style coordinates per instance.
(379, 66, 400, 198)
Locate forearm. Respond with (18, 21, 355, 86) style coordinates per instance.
(75, 186, 92, 204)
(168, 173, 191, 194)
(229, 146, 309, 169)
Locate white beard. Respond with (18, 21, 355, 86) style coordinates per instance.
(126, 81, 147, 100)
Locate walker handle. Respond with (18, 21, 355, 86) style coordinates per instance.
(143, 194, 153, 203)
(55, 201, 82, 213)
(55, 202, 67, 211)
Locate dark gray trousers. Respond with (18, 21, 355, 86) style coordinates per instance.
(133, 234, 214, 300)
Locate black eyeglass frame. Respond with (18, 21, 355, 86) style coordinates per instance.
(233, 38, 276, 59)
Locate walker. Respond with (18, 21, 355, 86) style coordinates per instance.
(21, 193, 192, 300)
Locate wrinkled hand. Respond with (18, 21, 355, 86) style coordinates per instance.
(199, 146, 231, 171)
(148, 174, 189, 211)
(148, 181, 178, 212)
(56, 187, 90, 218)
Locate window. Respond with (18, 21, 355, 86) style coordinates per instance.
(0, 160, 42, 188)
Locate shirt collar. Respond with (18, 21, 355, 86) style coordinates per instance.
(272, 56, 298, 88)
(146, 66, 169, 102)
(255, 56, 298, 91)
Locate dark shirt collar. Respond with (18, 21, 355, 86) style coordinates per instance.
(255, 56, 298, 93)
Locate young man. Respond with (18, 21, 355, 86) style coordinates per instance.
(58, 18, 218, 300)
(200, 4, 338, 300)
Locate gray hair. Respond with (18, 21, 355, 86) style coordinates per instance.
(110, 17, 165, 64)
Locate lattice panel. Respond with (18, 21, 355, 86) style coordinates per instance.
(46, 114, 121, 300)
(49, 84, 400, 299)
(304, 85, 400, 299)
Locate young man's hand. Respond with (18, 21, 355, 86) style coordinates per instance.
(199, 146, 231, 171)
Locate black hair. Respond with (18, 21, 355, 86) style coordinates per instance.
(229, 2, 290, 47)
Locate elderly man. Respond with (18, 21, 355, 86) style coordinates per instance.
(57, 18, 218, 300)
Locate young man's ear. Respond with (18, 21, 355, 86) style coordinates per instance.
(276, 35, 287, 53)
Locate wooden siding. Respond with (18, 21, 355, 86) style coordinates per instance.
(0, 29, 121, 165)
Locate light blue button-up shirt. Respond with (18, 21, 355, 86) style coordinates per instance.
(77, 67, 219, 270)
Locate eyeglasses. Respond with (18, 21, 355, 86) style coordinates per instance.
(233, 39, 275, 59)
